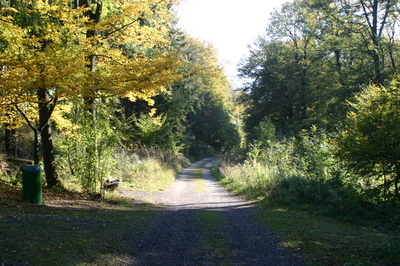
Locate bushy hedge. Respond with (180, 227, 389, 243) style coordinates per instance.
(217, 127, 400, 229)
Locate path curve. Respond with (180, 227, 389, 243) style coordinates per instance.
(128, 157, 304, 265)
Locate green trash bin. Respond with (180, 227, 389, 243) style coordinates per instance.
(21, 166, 42, 204)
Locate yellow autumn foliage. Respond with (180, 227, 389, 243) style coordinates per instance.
(0, 0, 181, 128)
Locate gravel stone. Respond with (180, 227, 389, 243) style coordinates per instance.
(129, 157, 305, 265)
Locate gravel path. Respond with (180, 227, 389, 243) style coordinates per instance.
(126, 157, 304, 265)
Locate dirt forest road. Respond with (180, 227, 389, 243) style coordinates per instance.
(126, 157, 304, 265)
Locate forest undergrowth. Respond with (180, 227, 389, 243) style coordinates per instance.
(0, 146, 190, 197)
(214, 128, 400, 265)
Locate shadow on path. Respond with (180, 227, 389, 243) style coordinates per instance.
(132, 158, 305, 265)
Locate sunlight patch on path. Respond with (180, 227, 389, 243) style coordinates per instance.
(159, 157, 253, 211)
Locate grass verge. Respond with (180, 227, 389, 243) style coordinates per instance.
(212, 166, 400, 265)
(257, 205, 399, 265)
(0, 181, 160, 265)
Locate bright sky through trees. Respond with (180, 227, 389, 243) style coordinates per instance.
(176, 0, 288, 87)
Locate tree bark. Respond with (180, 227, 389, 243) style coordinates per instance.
(360, 0, 392, 84)
(4, 124, 16, 156)
(33, 129, 40, 165)
(395, 165, 400, 201)
(40, 120, 59, 188)
(37, 88, 60, 188)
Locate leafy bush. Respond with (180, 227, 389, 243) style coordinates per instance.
(217, 127, 400, 229)
(55, 102, 119, 195)
(56, 144, 189, 194)
(54, 98, 190, 195)
(337, 81, 400, 202)
(0, 154, 27, 186)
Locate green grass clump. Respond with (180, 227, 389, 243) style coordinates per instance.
(257, 205, 400, 265)
(55, 147, 190, 194)
(192, 161, 210, 192)
(111, 149, 189, 192)
(119, 156, 176, 191)
(192, 210, 235, 264)
(216, 161, 279, 200)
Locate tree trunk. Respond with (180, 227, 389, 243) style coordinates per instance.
(37, 88, 60, 188)
(40, 122, 59, 188)
(33, 129, 40, 165)
(395, 165, 400, 201)
(360, 0, 388, 84)
(4, 124, 16, 156)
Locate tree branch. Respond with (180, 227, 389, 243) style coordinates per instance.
(101, 0, 167, 39)
(14, 105, 38, 132)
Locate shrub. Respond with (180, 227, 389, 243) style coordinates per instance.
(56, 145, 189, 193)
(217, 127, 400, 228)
(337, 81, 400, 202)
